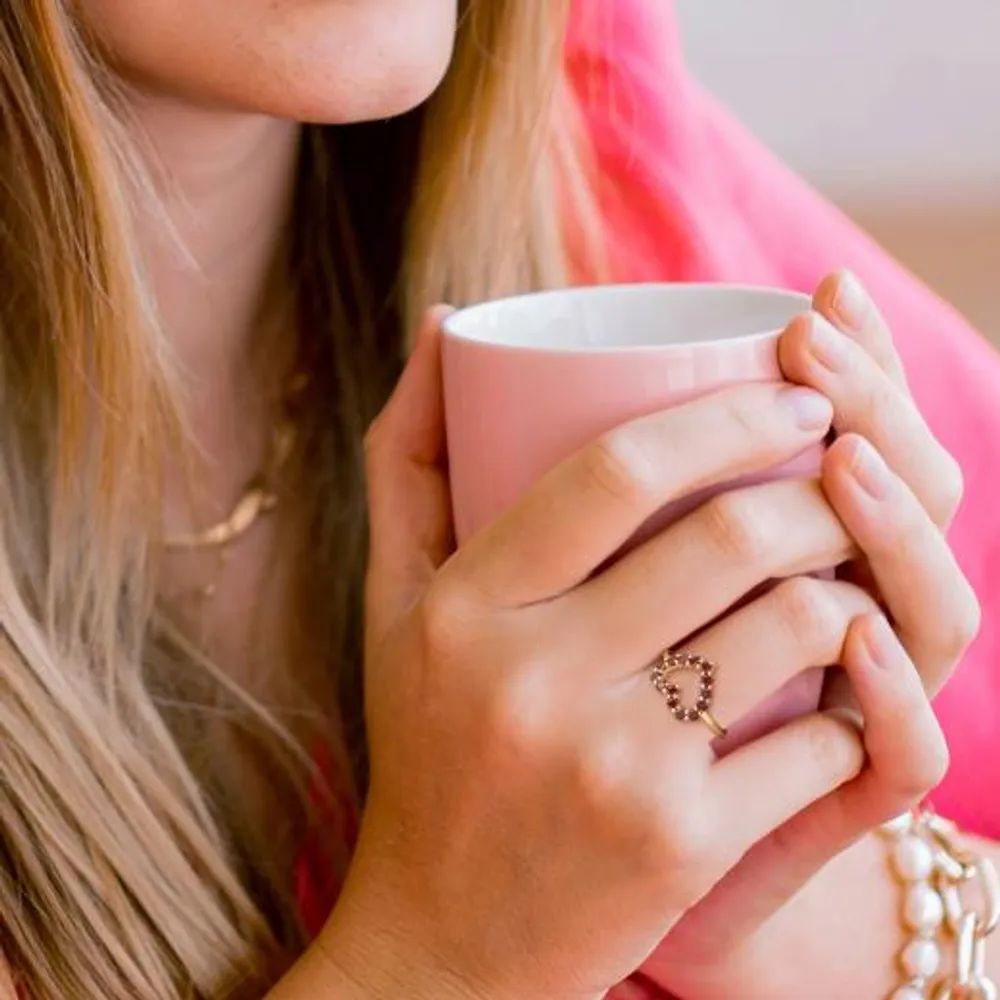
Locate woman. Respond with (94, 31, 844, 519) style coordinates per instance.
(1, 0, 998, 998)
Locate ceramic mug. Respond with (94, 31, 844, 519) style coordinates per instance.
(441, 282, 827, 746)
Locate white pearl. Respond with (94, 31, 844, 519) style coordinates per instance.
(891, 986, 925, 1000)
(883, 812, 916, 836)
(904, 883, 945, 932)
(901, 938, 941, 980)
(893, 836, 935, 881)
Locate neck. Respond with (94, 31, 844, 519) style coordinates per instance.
(124, 93, 304, 542)
(129, 93, 302, 390)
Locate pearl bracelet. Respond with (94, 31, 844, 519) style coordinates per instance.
(881, 810, 999, 999)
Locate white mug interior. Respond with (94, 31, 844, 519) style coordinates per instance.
(442, 283, 811, 353)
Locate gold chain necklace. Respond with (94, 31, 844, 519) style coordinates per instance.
(164, 374, 305, 600)
(164, 418, 295, 551)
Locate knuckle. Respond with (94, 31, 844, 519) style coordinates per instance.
(653, 800, 712, 864)
(482, 666, 555, 761)
(580, 431, 652, 507)
(700, 491, 772, 563)
(892, 728, 951, 804)
(572, 728, 636, 814)
(941, 584, 982, 661)
(642, 798, 716, 896)
(935, 453, 965, 523)
(913, 732, 952, 796)
(419, 577, 478, 658)
(569, 737, 715, 891)
(923, 730, 952, 790)
(773, 576, 842, 650)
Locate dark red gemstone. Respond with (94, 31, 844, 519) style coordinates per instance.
(673, 707, 687, 720)
(685, 708, 700, 722)
(696, 698, 710, 711)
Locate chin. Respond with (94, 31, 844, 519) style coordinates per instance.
(82, 0, 459, 122)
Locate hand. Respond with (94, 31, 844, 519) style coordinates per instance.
(646, 271, 981, 997)
(319, 304, 951, 1000)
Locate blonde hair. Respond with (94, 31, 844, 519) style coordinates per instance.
(0, 0, 602, 997)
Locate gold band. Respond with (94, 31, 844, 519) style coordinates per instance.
(697, 710, 728, 740)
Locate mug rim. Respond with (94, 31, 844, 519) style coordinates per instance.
(440, 282, 811, 356)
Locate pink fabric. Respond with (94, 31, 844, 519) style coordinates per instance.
(294, 744, 358, 940)
(297, 1, 1000, 995)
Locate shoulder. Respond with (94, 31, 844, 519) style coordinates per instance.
(562, 0, 781, 283)
(565, 0, 683, 86)
(563, 0, 691, 196)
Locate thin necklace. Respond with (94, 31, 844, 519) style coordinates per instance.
(165, 373, 306, 601)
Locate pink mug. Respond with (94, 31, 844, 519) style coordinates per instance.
(441, 283, 824, 745)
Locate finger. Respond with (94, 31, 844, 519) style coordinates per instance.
(660, 579, 880, 746)
(561, 478, 856, 679)
(622, 578, 877, 769)
(823, 435, 981, 693)
(812, 270, 908, 390)
(781, 310, 962, 527)
(365, 306, 455, 632)
(671, 612, 947, 954)
(449, 383, 833, 608)
(704, 710, 865, 860)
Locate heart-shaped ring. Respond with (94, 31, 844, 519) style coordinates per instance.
(649, 650, 727, 739)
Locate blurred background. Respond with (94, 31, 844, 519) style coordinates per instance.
(675, 0, 1000, 345)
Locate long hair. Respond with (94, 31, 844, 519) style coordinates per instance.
(0, 1, 603, 997)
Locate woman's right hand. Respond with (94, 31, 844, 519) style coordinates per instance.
(318, 310, 947, 1000)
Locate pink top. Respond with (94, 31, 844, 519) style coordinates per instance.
(297, 2, 1000, 996)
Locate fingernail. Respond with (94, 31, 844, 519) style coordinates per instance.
(860, 615, 900, 671)
(848, 437, 892, 500)
(782, 387, 833, 430)
(808, 314, 849, 371)
(833, 271, 870, 330)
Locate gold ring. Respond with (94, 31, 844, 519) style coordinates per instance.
(650, 651, 728, 739)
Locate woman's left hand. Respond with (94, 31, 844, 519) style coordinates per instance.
(786, 270, 970, 698)
(644, 271, 981, 996)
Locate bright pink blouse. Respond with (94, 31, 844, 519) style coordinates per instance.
(297, 3, 1000, 996)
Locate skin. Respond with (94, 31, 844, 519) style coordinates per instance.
(61, 3, 996, 999)
(83, 0, 458, 120)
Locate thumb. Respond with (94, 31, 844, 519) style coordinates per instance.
(365, 306, 455, 636)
